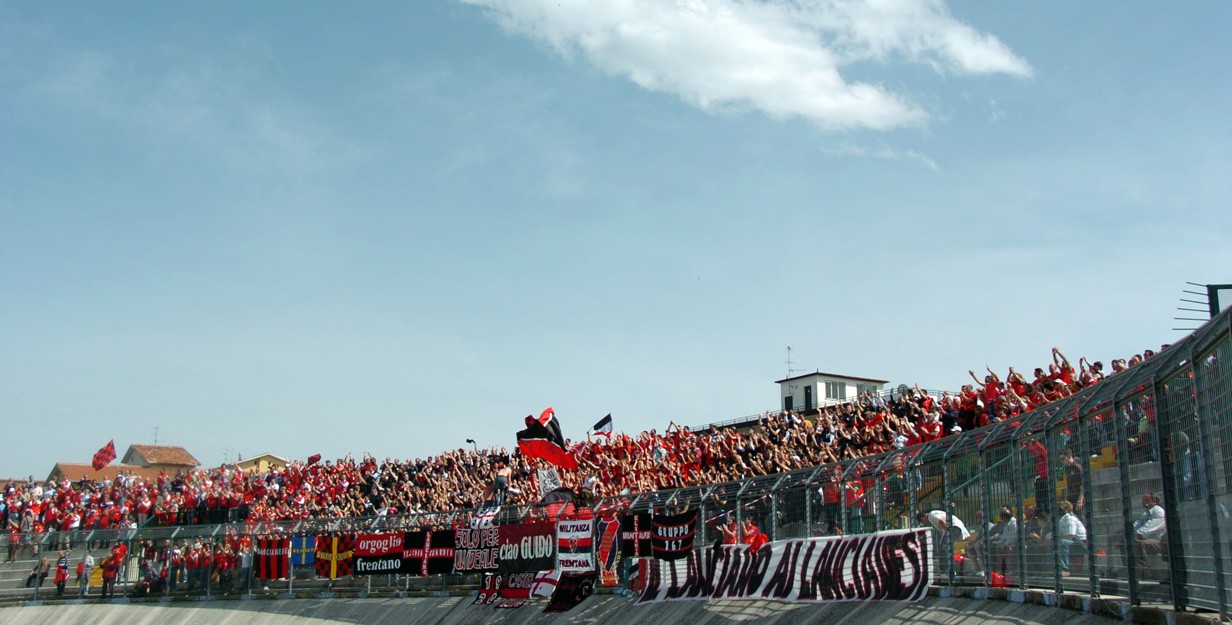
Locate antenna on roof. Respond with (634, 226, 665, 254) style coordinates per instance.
(152, 426, 159, 445)
(785, 346, 803, 378)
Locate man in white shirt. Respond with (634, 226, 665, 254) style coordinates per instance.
(991, 507, 1019, 575)
(1056, 501, 1086, 575)
(77, 549, 94, 596)
(1111, 492, 1166, 575)
(918, 509, 971, 540)
(916, 509, 970, 573)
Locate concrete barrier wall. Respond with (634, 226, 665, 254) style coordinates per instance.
(0, 593, 1171, 625)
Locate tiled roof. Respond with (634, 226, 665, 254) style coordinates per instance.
(122, 444, 200, 467)
(47, 463, 168, 485)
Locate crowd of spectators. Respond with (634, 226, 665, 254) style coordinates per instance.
(3, 343, 1169, 558)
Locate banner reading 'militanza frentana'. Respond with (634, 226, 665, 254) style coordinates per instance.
(637, 528, 932, 604)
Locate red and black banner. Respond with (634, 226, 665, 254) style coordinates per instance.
(255, 537, 290, 580)
(595, 514, 621, 586)
(496, 570, 535, 608)
(652, 511, 697, 561)
(453, 526, 500, 572)
(474, 573, 501, 605)
(545, 571, 596, 613)
(500, 570, 536, 599)
(92, 440, 117, 471)
(556, 518, 594, 573)
(315, 534, 355, 579)
(498, 522, 555, 574)
(403, 529, 455, 576)
(354, 533, 404, 575)
(620, 513, 653, 558)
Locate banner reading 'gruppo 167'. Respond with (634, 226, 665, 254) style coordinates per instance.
(637, 528, 932, 604)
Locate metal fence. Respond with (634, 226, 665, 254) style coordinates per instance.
(5, 309, 1230, 617)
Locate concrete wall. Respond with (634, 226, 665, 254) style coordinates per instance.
(0, 591, 1202, 625)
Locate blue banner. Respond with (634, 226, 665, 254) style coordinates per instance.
(290, 535, 316, 566)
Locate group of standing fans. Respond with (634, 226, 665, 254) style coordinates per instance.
(3, 343, 1168, 596)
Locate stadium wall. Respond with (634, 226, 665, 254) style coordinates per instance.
(0, 591, 1216, 625)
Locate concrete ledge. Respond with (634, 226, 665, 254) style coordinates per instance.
(0, 587, 1222, 625)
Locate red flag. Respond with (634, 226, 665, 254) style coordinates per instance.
(517, 409, 578, 471)
(92, 440, 117, 471)
(307, 453, 322, 465)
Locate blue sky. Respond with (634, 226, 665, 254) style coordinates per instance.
(2, 1, 1229, 478)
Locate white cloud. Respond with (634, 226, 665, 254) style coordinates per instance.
(821, 140, 940, 172)
(462, 0, 1031, 131)
(24, 48, 363, 182)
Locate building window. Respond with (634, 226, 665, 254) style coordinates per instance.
(856, 383, 877, 396)
(825, 381, 846, 401)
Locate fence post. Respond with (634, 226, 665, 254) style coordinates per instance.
(1152, 376, 1185, 612)
(1079, 414, 1099, 597)
(1011, 437, 1027, 588)
(805, 467, 822, 537)
(1112, 394, 1139, 604)
(1187, 344, 1227, 619)
(1046, 429, 1063, 593)
(979, 447, 993, 585)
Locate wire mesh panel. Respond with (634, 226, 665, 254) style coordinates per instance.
(1049, 404, 1094, 593)
(879, 449, 922, 533)
(978, 441, 1018, 582)
(1105, 389, 1169, 606)
(810, 465, 846, 537)
(1016, 433, 1057, 588)
(841, 457, 880, 536)
(1158, 357, 1219, 609)
(943, 448, 983, 583)
(734, 474, 778, 546)
(772, 467, 821, 539)
(701, 479, 745, 545)
(1194, 335, 1232, 617)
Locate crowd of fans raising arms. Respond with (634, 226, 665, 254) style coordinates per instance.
(4, 345, 1167, 553)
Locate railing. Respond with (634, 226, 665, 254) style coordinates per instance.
(3, 309, 1229, 618)
(692, 387, 954, 431)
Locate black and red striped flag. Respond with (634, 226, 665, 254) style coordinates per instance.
(516, 408, 578, 471)
(255, 537, 290, 580)
(92, 440, 117, 471)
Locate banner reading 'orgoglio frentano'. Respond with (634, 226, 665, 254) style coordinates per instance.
(637, 528, 931, 604)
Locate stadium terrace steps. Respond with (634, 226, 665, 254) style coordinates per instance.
(0, 590, 1218, 625)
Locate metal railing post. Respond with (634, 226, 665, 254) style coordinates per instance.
(1189, 345, 1227, 619)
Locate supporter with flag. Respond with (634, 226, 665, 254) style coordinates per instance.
(92, 440, 117, 471)
(590, 414, 613, 437)
(516, 408, 578, 470)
